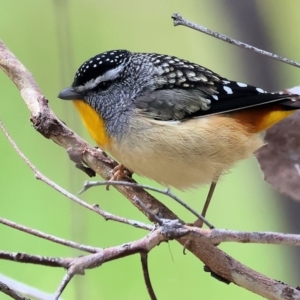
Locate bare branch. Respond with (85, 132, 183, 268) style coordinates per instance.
(2, 225, 300, 267)
(185, 227, 300, 247)
(172, 13, 300, 69)
(0, 273, 58, 300)
(0, 217, 100, 253)
(54, 273, 74, 300)
(0, 280, 30, 300)
(0, 251, 70, 268)
(92, 205, 154, 231)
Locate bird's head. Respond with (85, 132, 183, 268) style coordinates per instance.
(58, 50, 160, 120)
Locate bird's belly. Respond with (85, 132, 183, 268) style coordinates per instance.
(110, 150, 224, 190)
(108, 115, 263, 190)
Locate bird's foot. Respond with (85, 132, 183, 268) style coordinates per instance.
(106, 164, 132, 190)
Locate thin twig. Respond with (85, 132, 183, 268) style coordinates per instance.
(53, 273, 74, 300)
(80, 180, 214, 229)
(0, 280, 30, 300)
(0, 273, 63, 300)
(0, 251, 70, 268)
(0, 120, 152, 232)
(172, 13, 300, 69)
(92, 205, 154, 231)
(141, 252, 157, 300)
(0, 217, 100, 253)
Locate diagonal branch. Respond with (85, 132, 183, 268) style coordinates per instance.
(172, 13, 300, 69)
(0, 281, 30, 300)
(0, 217, 100, 253)
(0, 273, 58, 300)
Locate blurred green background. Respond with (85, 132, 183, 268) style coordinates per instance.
(1, 1, 300, 299)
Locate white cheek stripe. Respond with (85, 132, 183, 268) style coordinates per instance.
(77, 64, 124, 92)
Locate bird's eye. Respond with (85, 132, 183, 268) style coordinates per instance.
(97, 80, 112, 91)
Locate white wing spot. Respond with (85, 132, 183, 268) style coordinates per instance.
(237, 82, 247, 87)
(93, 64, 97, 67)
(222, 80, 230, 85)
(224, 86, 233, 94)
(212, 95, 219, 100)
(256, 87, 265, 93)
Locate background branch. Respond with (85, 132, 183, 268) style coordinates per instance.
(172, 13, 300, 69)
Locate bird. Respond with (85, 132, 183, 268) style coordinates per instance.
(58, 50, 300, 193)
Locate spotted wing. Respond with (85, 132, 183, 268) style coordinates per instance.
(135, 54, 296, 121)
(135, 80, 295, 121)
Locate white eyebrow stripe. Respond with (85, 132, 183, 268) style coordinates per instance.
(76, 64, 124, 92)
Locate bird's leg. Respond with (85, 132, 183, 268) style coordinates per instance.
(194, 178, 219, 228)
(183, 178, 219, 253)
(106, 164, 133, 190)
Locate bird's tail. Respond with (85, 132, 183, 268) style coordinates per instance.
(279, 94, 300, 110)
(231, 93, 300, 133)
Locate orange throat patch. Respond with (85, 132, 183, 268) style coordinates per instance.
(72, 100, 111, 149)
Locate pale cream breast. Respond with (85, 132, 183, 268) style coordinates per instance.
(108, 115, 263, 190)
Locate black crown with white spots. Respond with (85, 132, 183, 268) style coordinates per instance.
(71, 49, 297, 119)
(72, 50, 130, 88)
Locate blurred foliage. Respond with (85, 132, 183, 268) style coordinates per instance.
(0, 1, 300, 299)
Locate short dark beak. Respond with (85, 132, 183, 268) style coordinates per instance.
(58, 87, 83, 100)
